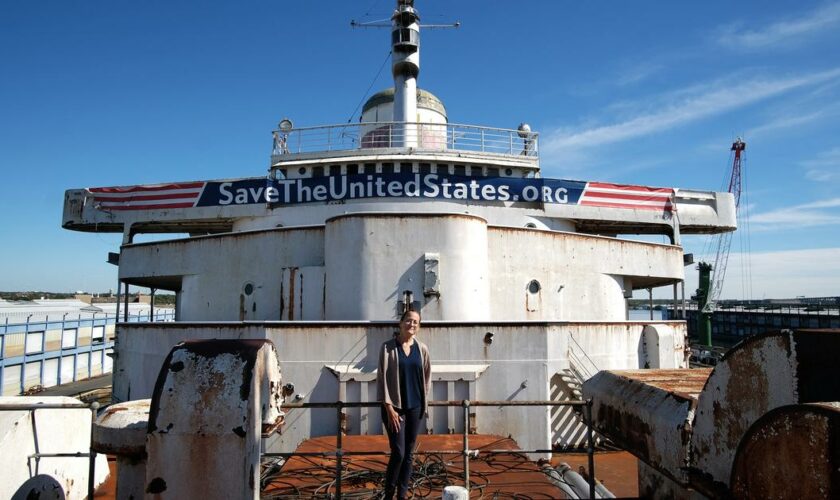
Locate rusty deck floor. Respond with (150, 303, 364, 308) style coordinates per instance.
(94, 437, 642, 498)
(263, 434, 568, 499)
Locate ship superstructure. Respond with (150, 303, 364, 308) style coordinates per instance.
(60, 0, 735, 457)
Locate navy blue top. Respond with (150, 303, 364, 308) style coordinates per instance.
(397, 341, 423, 411)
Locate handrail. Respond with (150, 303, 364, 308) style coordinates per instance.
(0, 401, 100, 498)
(271, 121, 539, 159)
(263, 398, 598, 499)
(3, 398, 600, 498)
(568, 334, 599, 382)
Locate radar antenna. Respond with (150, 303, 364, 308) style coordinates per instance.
(351, 1, 459, 146)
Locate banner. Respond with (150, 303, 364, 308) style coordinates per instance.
(89, 173, 673, 212)
(198, 173, 586, 207)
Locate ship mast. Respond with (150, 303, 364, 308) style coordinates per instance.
(391, 0, 420, 146)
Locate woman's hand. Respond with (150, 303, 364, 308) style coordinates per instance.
(385, 404, 401, 433)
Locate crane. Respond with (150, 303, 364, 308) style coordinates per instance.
(696, 138, 746, 346)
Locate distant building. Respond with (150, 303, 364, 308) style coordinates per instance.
(0, 298, 173, 396)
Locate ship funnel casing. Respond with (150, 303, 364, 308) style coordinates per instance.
(324, 213, 490, 321)
(361, 88, 446, 122)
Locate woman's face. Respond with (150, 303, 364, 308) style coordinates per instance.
(400, 311, 421, 338)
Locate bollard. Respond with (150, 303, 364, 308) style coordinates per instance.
(92, 399, 150, 500)
(443, 485, 469, 500)
(144, 339, 283, 499)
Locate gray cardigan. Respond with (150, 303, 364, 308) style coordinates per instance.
(377, 337, 432, 415)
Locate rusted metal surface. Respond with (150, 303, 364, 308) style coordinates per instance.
(689, 329, 840, 496)
(731, 403, 840, 499)
(145, 339, 283, 499)
(585, 329, 840, 499)
(263, 434, 568, 499)
(607, 368, 711, 399)
(92, 399, 150, 456)
(93, 457, 118, 498)
(583, 368, 711, 485)
(92, 399, 152, 499)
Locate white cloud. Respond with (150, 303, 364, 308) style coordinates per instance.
(807, 170, 837, 182)
(801, 147, 840, 182)
(747, 109, 831, 138)
(613, 62, 662, 87)
(716, 3, 840, 49)
(751, 197, 840, 228)
(798, 197, 840, 209)
(660, 247, 840, 300)
(541, 68, 840, 157)
(719, 247, 840, 299)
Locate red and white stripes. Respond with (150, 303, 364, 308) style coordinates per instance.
(579, 182, 674, 211)
(88, 182, 205, 211)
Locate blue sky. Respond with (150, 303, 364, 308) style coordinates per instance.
(1, 1, 838, 299)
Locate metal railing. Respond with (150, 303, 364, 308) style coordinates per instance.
(263, 399, 597, 499)
(3, 398, 599, 499)
(568, 334, 600, 382)
(0, 401, 100, 498)
(0, 310, 175, 396)
(271, 122, 539, 160)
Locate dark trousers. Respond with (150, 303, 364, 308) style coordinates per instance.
(382, 406, 422, 499)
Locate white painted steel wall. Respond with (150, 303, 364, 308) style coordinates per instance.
(231, 198, 579, 233)
(324, 213, 489, 320)
(487, 228, 683, 321)
(113, 321, 687, 455)
(121, 218, 681, 323)
(120, 228, 325, 321)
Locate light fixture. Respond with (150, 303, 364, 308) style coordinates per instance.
(278, 118, 294, 132)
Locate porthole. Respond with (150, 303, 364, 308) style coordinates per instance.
(243, 283, 255, 296)
(298, 167, 306, 175)
(505, 168, 513, 176)
(525, 222, 537, 228)
(527, 280, 541, 294)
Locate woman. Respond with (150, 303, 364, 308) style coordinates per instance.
(377, 309, 432, 500)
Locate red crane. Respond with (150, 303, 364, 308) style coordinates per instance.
(704, 138, 746, 312)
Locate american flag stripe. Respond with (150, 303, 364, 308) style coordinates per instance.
(98, 202, 197, 211)
(579, 182, 674, 211)
(88, 182, 205, 193)
(88, 182, 205, 211)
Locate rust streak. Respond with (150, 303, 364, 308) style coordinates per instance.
(288, 268, 296, 321)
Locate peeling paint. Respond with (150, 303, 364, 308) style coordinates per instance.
(690, 330, 840, 492)
(144, 339, 283, 499)
(586, 330, 840, 499)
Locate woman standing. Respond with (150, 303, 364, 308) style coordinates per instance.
(377, 309, 432, 500)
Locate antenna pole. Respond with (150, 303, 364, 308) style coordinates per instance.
(391, 0, 420, 147)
